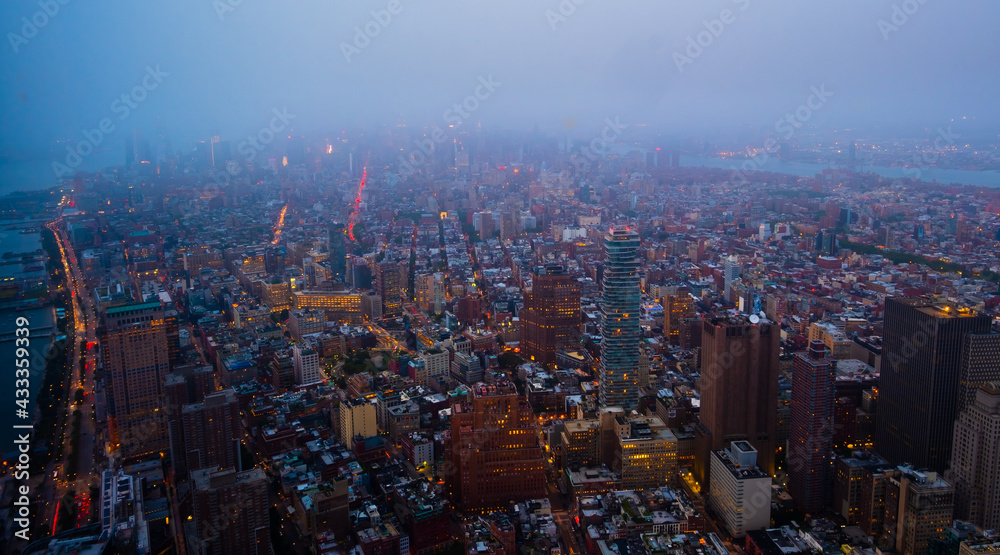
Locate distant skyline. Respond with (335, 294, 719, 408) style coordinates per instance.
(2, 0, 1000, 172)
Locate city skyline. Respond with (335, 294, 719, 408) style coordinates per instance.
(3, 3, 1000, 554)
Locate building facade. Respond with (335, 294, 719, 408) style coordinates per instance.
(520, 264, 582, 365)
(599, 229, 641, 410)
(708, 441, 772, 538)
(878, 298, 992, 471)
(947, 383, 1000, 530)
(100, 301, 172, 460)
(697, 314, 780, 485)
(788, 340, 836, 514)
(190, 467, 271, 555)
(450, 382, 546, 513)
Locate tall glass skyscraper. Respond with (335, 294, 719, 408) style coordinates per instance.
(600, 229, 641, 410)
(329, 223, 347, 282)
(879, 297, 993, 471)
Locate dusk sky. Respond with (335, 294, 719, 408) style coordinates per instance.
(2, 0, 999, 163)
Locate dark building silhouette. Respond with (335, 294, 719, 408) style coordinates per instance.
(190, 467, 271, 555)
(377, 263, 403, 317)
(695, 314, 779, 487)
(957, 332, 1000, 415)
(878, 297, 993, 472)
(178, 389, 241, 478)
(788, 340, 836, 514)
(520, 264, 581, 365)
(329, 223, 347, 282)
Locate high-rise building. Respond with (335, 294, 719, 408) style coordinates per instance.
(473, 210, 494, 240)
(723, 255, 741, 304)
(293, 344, 322, 386)
(415, 273, 445, 313)
(100, 301, 172, 459)
(788, 340, 836, 514)
(520, 264, 581, 365)
(878, 298, 992, 471)
(877, 227, 895, 250)
(178, 389, 241, 477)
(662, 286, 695, 346)
(377, 263, 403, 317)
(958, 332, 1000, 414)
(946, 382, 1000, 530)
(881, 467, 955, 555)
(340, 397, 378, 446)
(450, 382, 546, 513)
(599, 229, 641, 410)
(696, 314, 780, 485)
(499, 211, 518, 241)
(190, 467, 271, 555)
(329, 223, 347, 282)
(708, 441, 772, 538)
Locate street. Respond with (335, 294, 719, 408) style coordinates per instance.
(38, 220, 101, 534)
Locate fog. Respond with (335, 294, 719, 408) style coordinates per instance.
(2, 0, 999, 167)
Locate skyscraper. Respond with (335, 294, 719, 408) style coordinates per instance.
(958, 332, 1000, 414)
(946, 382, 1000, 530)
(696, 314, 780, 484)
(520, 264, 581, 365)
(788, 340, 836, 514)
(100, 301, 172, 459)
(723, 255, 741, 304)
(190, 467, 271, 555)
(878, 298, 992, 471)
(178, 389, 241, 478)
(377, 263, 403, 317)
(662, 285, 695, 347)
(329, 223, 347, 282)
(450, 382, 546, 513)
(599, 229, 641, 410)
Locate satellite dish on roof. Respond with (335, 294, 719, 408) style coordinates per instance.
(760, 311, 767, 319)
(749, 314, 760, 324)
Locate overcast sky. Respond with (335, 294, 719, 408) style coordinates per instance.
(2, 0, 999, 160)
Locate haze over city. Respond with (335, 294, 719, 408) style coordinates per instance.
(3, 0, 1000, 189)
(2, 2, 1000, 555)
